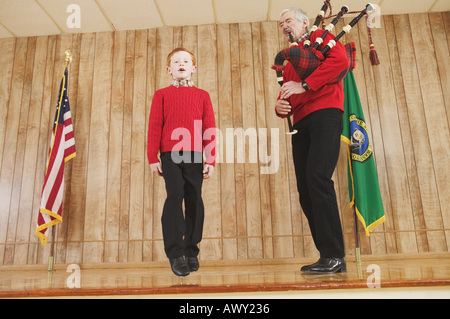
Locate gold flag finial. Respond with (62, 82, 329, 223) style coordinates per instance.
(64, 49, 72, 69)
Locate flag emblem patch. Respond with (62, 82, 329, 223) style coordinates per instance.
(349, 114, 372, 163)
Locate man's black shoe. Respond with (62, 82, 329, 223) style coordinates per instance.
(301, 257, 346, 274)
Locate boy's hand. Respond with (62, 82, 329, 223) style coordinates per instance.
(203, 164, 214, 179)
(150, 162, 163, 176)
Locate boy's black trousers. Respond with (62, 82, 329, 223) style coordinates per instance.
(160, 151, 204, 259)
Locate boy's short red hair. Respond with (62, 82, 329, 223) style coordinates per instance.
(167, 48, 196, 67)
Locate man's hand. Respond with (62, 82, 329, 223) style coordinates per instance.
(150, 162, 163, 176)
(280, 81, 305, 100)
(275, 99, 292, 116)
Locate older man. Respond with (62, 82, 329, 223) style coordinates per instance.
(276, 8, 349, 274)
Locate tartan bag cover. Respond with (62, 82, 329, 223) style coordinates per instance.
(272, 42, 356, 84)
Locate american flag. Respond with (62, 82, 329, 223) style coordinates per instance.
(36, 69, 76, 245)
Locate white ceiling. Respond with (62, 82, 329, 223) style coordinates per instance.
(0, 0, 448, 38)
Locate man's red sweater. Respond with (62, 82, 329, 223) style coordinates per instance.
(277, 30, 349, 124)
(147, 85, 216, 165)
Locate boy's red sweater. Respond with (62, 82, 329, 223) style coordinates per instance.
(277, 30, 349, 124)
(147, 85, 216, 165)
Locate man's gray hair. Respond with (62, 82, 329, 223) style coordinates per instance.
(280, 8, 310, 32)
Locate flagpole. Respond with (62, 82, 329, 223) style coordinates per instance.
(353, 205, 362, 263)
(47, 225, 56, 272)
(47, 49, 72, 273)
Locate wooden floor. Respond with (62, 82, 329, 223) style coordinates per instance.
(1, 253, 450, 298)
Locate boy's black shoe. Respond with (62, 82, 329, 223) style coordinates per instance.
(169, 257, 190, 277)
(186, 256, 199, 272)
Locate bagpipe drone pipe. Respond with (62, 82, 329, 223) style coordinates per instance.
(273, 2, 375, 134)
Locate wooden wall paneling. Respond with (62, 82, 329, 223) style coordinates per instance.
(181, 25, 198, 85)
(251, 22, 274, 259)
(83, 31, 113, 263)
(368, 17, 418, 253)
(428, 12, 450, 250)
(444, 11, 450, 47)
(60, 34, 82, 264)
(229, 23, 247, 259)
(390, 15, 445, 253)
(66, 35, 82, 137)
(0, 37, 16, 265)
(357, 18, 398, 254)
(238, 23, 262, 259)
(216, 23, 237, 260)
(409, 13, 450, 250)
(65, 32, 96, 264)
(432, 12, 449, 127)
(54, 34, 77, 264)
(173, 27, 182, 49)
(152, 27, 174, 261)
(143, 28, 157, 262)
(4, 37, 36, 265)
(441, 11, 450, 250)
(27, 35, 57, 264)
(14, 36, 49, 265)
(260, 21, 293, 258)
(197, 24, 222, 260)
(260, 21, 281, 258)
(105, 30, 126, 262)
(385, 16, 429, 252)
(118, 30, 135, 262)
(0, 38, 15, 186)
(129, 29, 148, 262)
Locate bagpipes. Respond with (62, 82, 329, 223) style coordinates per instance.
(273, 2, 376, 134)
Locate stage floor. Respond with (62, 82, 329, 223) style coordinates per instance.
(1, 253, 449, 298)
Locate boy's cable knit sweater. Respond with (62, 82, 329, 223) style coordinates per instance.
(147, 85, 216, 166)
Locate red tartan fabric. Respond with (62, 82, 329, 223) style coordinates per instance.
(272, 29, 353, 84)
(277, 47, 321, 82)
(275, 30, 349, 124)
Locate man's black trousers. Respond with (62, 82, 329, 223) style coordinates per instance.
(292, 108, 345, 258)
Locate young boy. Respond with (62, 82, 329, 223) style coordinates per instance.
(147, 48, 216, 277)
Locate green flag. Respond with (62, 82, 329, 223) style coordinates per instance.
(341, 71, 385, 236)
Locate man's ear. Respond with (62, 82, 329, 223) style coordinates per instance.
(191, 65, 197, 74)
(167, 66, 172, 75)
